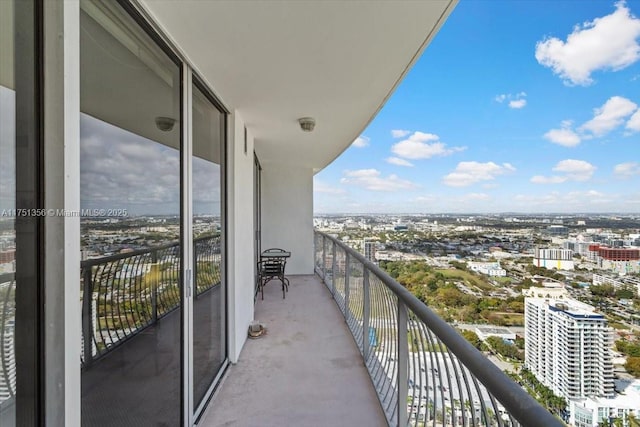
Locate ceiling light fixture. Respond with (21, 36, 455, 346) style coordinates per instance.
(155, 116, 176, 132)
(298, 117, 316, 132)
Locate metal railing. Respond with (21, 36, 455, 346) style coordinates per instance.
(0, 273, 16, 412)
(314, 231, 563, 427)
(80, 235, 221, 367)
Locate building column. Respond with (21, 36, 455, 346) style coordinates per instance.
(226, 111, 256, 363)
(43, 1, 81, 425)
(261, 164, 314, 275)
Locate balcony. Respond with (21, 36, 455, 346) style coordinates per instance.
(199, 231, 564, 427)
(2, 232, 565, 426)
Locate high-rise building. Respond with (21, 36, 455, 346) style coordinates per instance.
(524, 297, 614, 401)
(363, 239, 376, 263)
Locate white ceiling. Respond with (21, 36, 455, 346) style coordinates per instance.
(138, 0, 457, 171)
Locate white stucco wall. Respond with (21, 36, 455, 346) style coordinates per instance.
(261, 164, 314, 275)
(227, 111, 255, 363)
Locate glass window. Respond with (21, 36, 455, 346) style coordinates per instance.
(80, 1, 182, 424)
(0, 2, 17, 424)
(1, 0, 40, 424)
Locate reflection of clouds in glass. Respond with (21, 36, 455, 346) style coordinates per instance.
(0, 86, 15, 211)
(193, 155, 220, 216)
(81, 113, 180, 215)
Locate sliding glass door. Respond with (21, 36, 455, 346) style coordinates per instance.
(78, 1, 227, 425)
(192, 82, 226, 417)
(80, 1, 183, 424)
(1, 1, 41, 425)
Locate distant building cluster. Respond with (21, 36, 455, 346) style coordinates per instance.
(466, 261, 506, 277)
(546, 225, 569, 237)
(592, 274, 640, 295)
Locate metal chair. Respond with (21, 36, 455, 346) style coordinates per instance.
(261, 248, 289, 256)
(257, 258, 289, 299)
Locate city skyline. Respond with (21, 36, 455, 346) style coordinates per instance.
(314, 1, 640, 214)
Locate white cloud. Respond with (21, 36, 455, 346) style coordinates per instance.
(546, 97, 639, 145)
(532, 159, 596, 184)
(495, 92, 527, 109)
(313, 179, 346, 195)
(535, 2, 640, 86)
(442, 161, 516, 187)
(351, 135, 370, 148)
(553, 159, 596, 181)
(626, 109, 640, 131)
(80, 114, 187, 215)
(614, 162, 640, 177)
(340, 169, 418, 192)
(413, 195, 436, 203)
(580, 96, 637, 136)
(391, 131, 465, 160)
(509, 99, 527, 109)
(544, 121, 582, 147)
(530, 175, 567, 184)
(466, 193, 491, 201)
(391, 129, 411, 138)
(386, 157, 414, 167)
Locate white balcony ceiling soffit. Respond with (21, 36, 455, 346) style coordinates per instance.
(136, 0, 457, 171)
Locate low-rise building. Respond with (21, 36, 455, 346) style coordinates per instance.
(588, 245, 640, 274)
(467, 261, 506, 277)
(475, 326, 516, 342)
(533, 247, 575, 270)
(570, 379, 640, 427)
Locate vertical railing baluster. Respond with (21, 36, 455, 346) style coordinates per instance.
(398, 299, 408, 427)
(344, 252, 350, 323)
(151, 249, 158, 323)
(82, 266, 94, 366)
(333, 241, 338, 296)
(193, 240, 198, 298)
(363, 268, 370, 361)
(322, 235, 327, 281)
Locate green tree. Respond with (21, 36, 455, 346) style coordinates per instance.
(590, 284, 616, 297)
(616, 288, 635, 299)
(460, 330, 482, 349)
(625, 356, 640, 377)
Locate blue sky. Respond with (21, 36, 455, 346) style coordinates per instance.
(314, 1, 640, 214)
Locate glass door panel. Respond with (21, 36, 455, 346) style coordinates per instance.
(191, 82, 225, 411)
(79, 1, 182, 424)
(1, 0, 40, 424)
(0, 1, 17, 423)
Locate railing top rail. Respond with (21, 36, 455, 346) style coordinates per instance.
(80, 234, 219, 268)
(0, 272, 15, 284)
(316, 230, 563, 427)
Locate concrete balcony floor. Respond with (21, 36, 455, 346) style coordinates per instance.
(198, 274, 386, 427)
